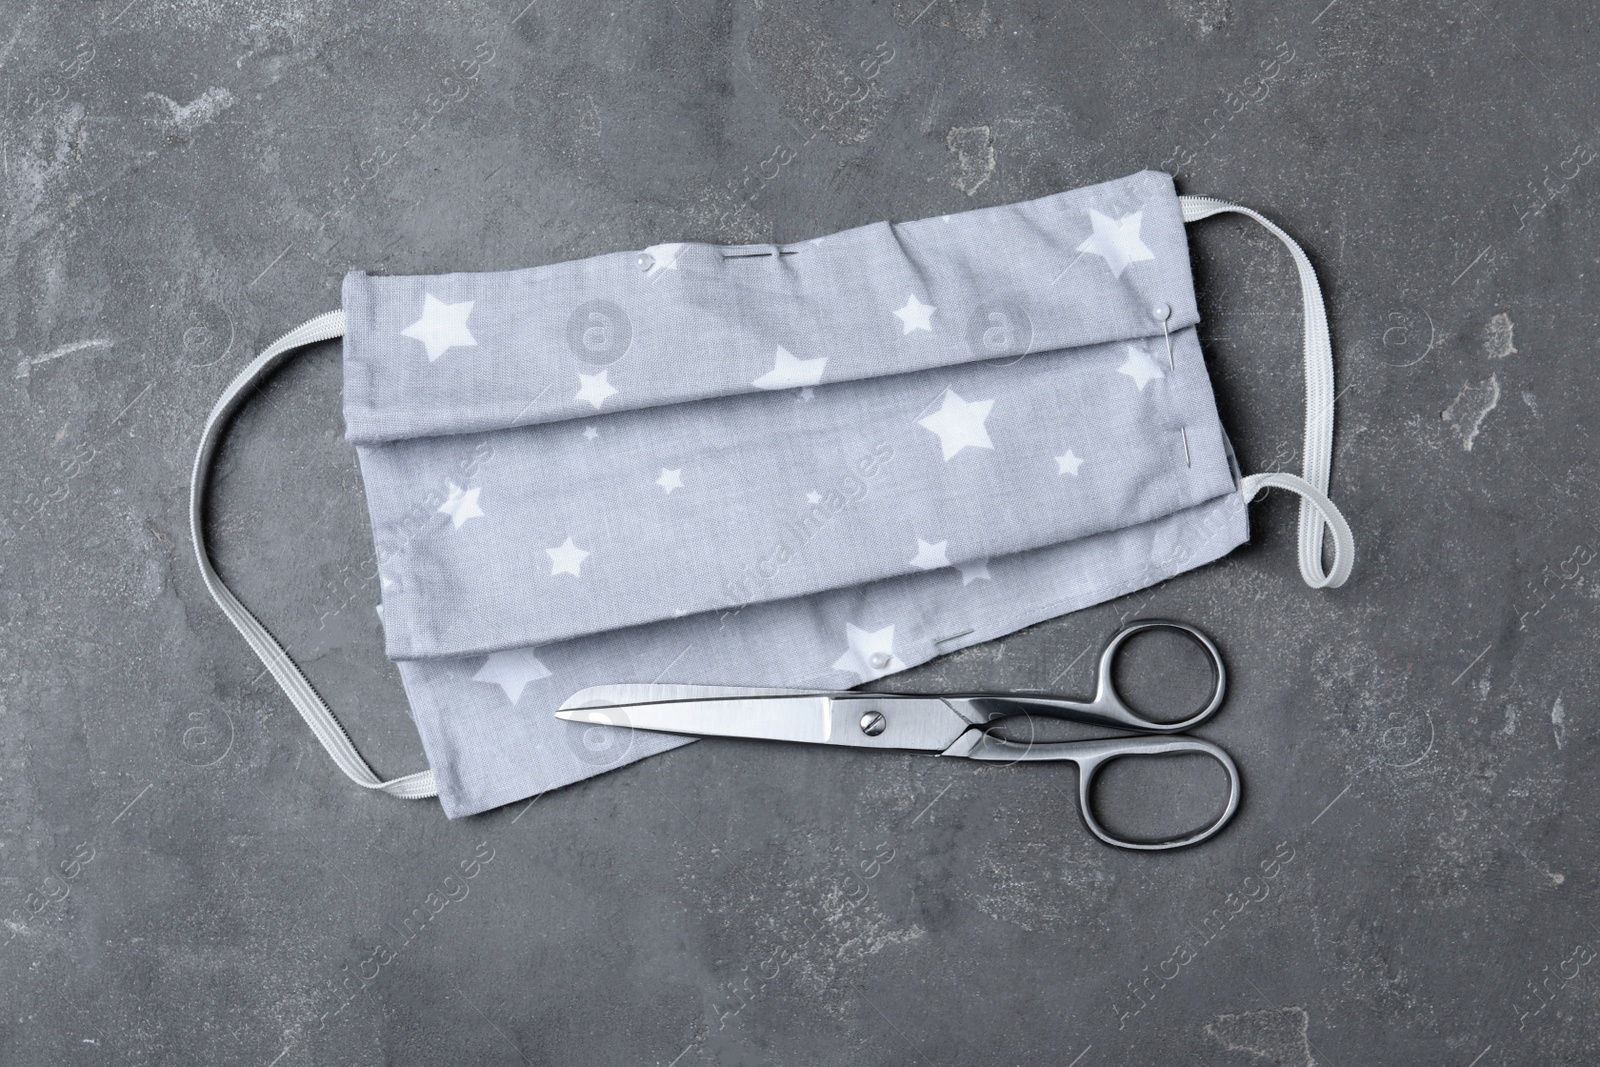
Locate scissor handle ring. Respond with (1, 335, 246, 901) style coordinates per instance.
(1075, 736, 1242, 851)
(945, 731, 1244, 851)
(1094, 619, 1227, 734)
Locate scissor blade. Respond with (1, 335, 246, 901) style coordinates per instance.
(557, 695, 839, 743)
(556, 692, 971, 751)
(560, 683, 822, 711)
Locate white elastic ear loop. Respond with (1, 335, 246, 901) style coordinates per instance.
(1240, 472, 1353, 589)
(189, 310, 437, 799)
(1179, 195, 1355, 589)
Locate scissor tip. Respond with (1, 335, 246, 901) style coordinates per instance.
(554, 707, 625, 725)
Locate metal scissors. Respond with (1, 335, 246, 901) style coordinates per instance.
(557, 619, 1240, 851)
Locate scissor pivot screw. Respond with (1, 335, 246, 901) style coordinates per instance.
(859, 711, 887, 736)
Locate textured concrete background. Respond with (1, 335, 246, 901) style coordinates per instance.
(3, 0, 1598, 1063)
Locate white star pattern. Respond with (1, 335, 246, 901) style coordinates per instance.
(1117, 345, 1166, 391)
(917, 389, 995, 461)
(437, 483, 484, 529)
(402, 294, 477, 362)
(546, 536, 590, 577)
(575, 368, 618, 409)
(957, 558, 991, 586)
(893, 294, 937, 334)
(908, 538, 950, 570)
(394, 205, 1191, 672)
(642, 242, 688, 280)
(471, 648, 552, 704)
(1077, 209, 1156, 278)
(832, 623, 906, 682)
(753, 346, 827, 390)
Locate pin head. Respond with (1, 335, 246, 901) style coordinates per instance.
(636, 252, 654, 271)
(1152, 302, 1172, 321)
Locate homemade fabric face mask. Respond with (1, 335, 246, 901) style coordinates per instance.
(190, 170, 1353, 818)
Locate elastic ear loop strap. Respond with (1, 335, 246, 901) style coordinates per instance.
(1179, 196, 1355, 589)
(188, 310, 437, 799)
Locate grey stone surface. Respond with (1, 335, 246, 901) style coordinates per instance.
(2, 0, 1597, 1063)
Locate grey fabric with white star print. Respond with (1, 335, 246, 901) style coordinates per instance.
(352, 170, 1229, 661)
(190, 169, 1355, 818)
(346, 169, 1251, 816)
